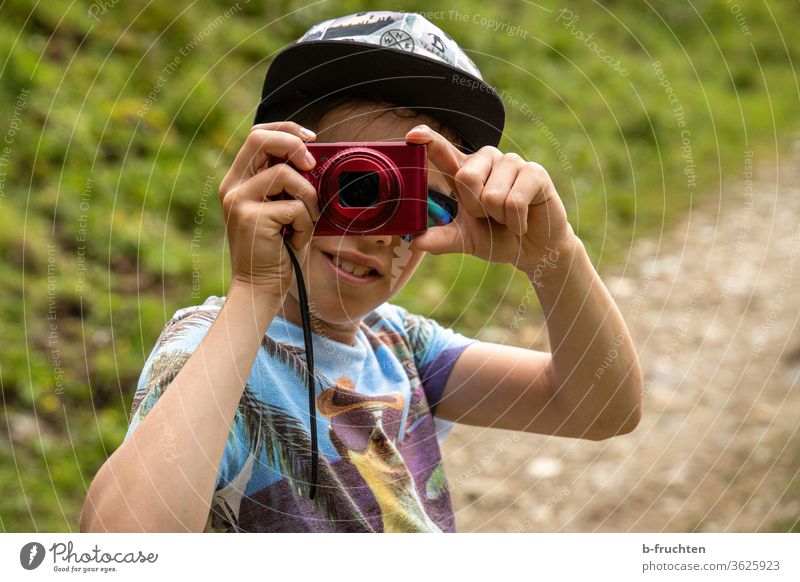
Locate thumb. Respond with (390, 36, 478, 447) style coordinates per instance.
(410, 223, 466, 255)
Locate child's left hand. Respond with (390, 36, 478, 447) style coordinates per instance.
(405, 124, 578, 273)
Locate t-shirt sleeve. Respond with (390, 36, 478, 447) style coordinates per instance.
(123, 298, 234, 491)
(391, 304, 478, 441)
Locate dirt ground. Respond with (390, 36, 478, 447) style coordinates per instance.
(442, 143, 800, 532)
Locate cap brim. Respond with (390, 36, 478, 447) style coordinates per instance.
(253, 41, 505, 152)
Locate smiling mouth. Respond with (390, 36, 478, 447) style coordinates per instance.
(321, 251, 382, 281)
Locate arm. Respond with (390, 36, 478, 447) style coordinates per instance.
(81, 121, 320, 531)
(436, 233, 643, 440)
(80, 282, 281, 532)
(404, 126, 643, 441)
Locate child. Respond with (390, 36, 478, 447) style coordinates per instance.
(80, 11, 642, 533)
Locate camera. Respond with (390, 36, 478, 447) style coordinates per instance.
(293, 142, 428, 236)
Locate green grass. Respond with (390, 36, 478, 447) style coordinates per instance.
(1, 0, 798, 531)
(769, 431, 800, 533)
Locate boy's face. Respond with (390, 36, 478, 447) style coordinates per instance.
(290, 101, 456, 325)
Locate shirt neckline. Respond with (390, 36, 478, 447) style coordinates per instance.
(269, 313, 368, 362)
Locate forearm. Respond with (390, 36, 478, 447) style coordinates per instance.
(527, 234, 643, 439)
(81, 281, 283, 532)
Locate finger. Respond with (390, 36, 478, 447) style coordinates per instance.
(222, 164, 319, 223)
(223, 128, 316, 189)
(409, 222, 466, 255)
(405, 124, 466, 195)
(238, 163, 320, 222)
(506, 165, 538, 235)
(480, 153, 522, 227)
(260, 199, 315, 250)
(250, 121, 317, 142)
(453, 147, 497, 219)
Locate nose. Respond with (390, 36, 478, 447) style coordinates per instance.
(361, 234, 393, 246)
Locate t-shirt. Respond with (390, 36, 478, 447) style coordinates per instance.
(124, 296, 477, 532)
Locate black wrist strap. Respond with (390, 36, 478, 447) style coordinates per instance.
(282, 239, 318, 500)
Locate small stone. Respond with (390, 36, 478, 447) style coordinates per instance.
(526, 457, 563, 479)
(606, 276, 636, 299)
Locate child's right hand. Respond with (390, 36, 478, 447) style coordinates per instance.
(218, 122, 320, 297)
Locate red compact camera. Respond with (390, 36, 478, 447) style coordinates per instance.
(292, 142, 428, 236)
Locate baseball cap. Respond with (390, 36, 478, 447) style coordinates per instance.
(253, 11, 506, 153)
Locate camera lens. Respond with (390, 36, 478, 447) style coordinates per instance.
(338, 171, 380, 207)
(317, 147, 404, 234)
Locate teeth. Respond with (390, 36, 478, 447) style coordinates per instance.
(332, 254, 374, 277)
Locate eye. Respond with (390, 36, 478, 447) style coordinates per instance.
(427, 189, 458, 227)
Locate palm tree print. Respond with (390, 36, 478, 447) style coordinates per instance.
(229, 388, 372, 531)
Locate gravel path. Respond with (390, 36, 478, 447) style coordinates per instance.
(442, 144, 800, 532)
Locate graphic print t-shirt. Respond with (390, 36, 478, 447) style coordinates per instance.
(124, 296, 477, 532)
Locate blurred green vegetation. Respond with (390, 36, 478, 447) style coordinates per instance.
(0, 0, 798, 531)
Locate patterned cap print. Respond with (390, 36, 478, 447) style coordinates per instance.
(297, 11, 485, 80)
